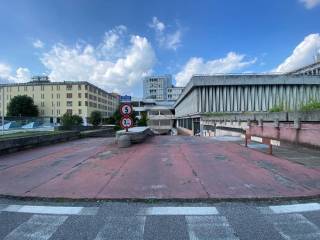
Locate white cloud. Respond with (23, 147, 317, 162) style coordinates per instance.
(300, 0, 320, 9)
(275, 33, 320, 73)
(41, 26, 156, 94)
(175, 52, 257, 87)
(149, 17, 165, 32)
(33, 39, 44, 49)
(0, 63, 31, 83)
(149, 17, 182, 50)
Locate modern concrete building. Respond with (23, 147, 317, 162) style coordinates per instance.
(174, 74, 320, 135)
(132, 98, 174, 134)
(167, 86, 184, 101)
(143, 75, 184, 101)
(289, 58, 320, 76)
(143, 75, 172, 100)
(0, 76, 119, 123)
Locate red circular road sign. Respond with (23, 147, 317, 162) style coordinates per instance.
(120, 104, 133, 116)
(120, 116, 133, 129)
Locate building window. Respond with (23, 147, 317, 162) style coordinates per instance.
(41, 102, 45, 107)
(57, 93, 60, 99)
(78, 85, 81, 90)
(78, 93, 82, 98)
(85, 101, 88, 106)
(66, 93, 73, 98)
(85, 85, 88, 90)
(66, 85, 72, 90)
(57, 101, 60, 107)
(67, 101, 72, 107)
(41, 94, 45, 99)
(78, 101, 82, 106)
(78, 109, 82, 115)
(41, 85, 45, 91)
(66, 109, 73, 115)
(56, 85, 60, 90)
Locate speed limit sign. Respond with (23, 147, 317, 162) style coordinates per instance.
(120, 104, 133, 116)
(120, 116, 133, 130)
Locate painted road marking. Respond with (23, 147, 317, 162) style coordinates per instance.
(141, 207, 219, 216)
(2, 205, 98, 215)
(186, 215, 239, 240)
(269, 203, 320, 214)
(268, 213, 320, 240)
(95, 216, 146, 240)
(3, 214, 67, 240)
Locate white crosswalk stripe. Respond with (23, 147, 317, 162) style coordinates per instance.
(140, 207, 219, 216)
(3, 214, 67, 240)
(94, 216, 146, 240)
(269, 203, 320, 214)
(267, 213, 320, 240)
(1, 204, 98, 215)
(186, 215, 239, 240)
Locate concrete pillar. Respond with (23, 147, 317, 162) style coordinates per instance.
(294, 118, 301, 129)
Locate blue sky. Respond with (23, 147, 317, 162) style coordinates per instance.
(0, 0, 320, 96)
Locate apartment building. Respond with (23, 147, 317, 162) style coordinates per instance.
(0, 76, 119, 123)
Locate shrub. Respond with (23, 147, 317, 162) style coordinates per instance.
(90, 111, 102, 127)
(300, 100, 320, 112)
(61, 113, 83, 130)
(269, 104, 284, 113)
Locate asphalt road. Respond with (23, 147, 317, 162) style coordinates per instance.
(0, 198, 320, 240)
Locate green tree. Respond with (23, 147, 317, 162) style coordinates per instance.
(90, 111, 102, 127)
(137, 112, 148, 126)
(7, 95, 39, 117)
(61, 113, 83, 130)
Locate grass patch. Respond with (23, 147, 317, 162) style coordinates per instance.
(300, 100, 320, 112)
(269, 104, 285, 113)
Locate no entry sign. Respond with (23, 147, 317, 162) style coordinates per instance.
(120, 116, 133, 129)
(120, 104, 133, 116)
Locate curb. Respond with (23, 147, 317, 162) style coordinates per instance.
(1, 194, 320, 205)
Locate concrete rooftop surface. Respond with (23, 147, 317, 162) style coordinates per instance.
(0, 136, 319, 200)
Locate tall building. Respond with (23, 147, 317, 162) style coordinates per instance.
(143, 75, 184, 101)
(143, 75, 172, 100)
(0, 76, 119, 123)
(167, 87, 184, 101)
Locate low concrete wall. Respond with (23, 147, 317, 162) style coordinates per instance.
(248, 122, 320, 148)
(116, 127, 154, 144)
(202, 110, 320, 122)
(80, 128, 115, 138)
(201, 110, 320, 147)
(0, 131, 81, 154)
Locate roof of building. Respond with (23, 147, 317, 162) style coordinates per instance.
(288, 61, 320, 74)
(0, 80, 117, 98)
(174, 73, 320, 107)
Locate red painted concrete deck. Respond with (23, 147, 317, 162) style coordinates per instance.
(0, 136, 319, 200)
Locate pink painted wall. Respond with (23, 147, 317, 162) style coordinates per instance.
(248, 122, 320, 147)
